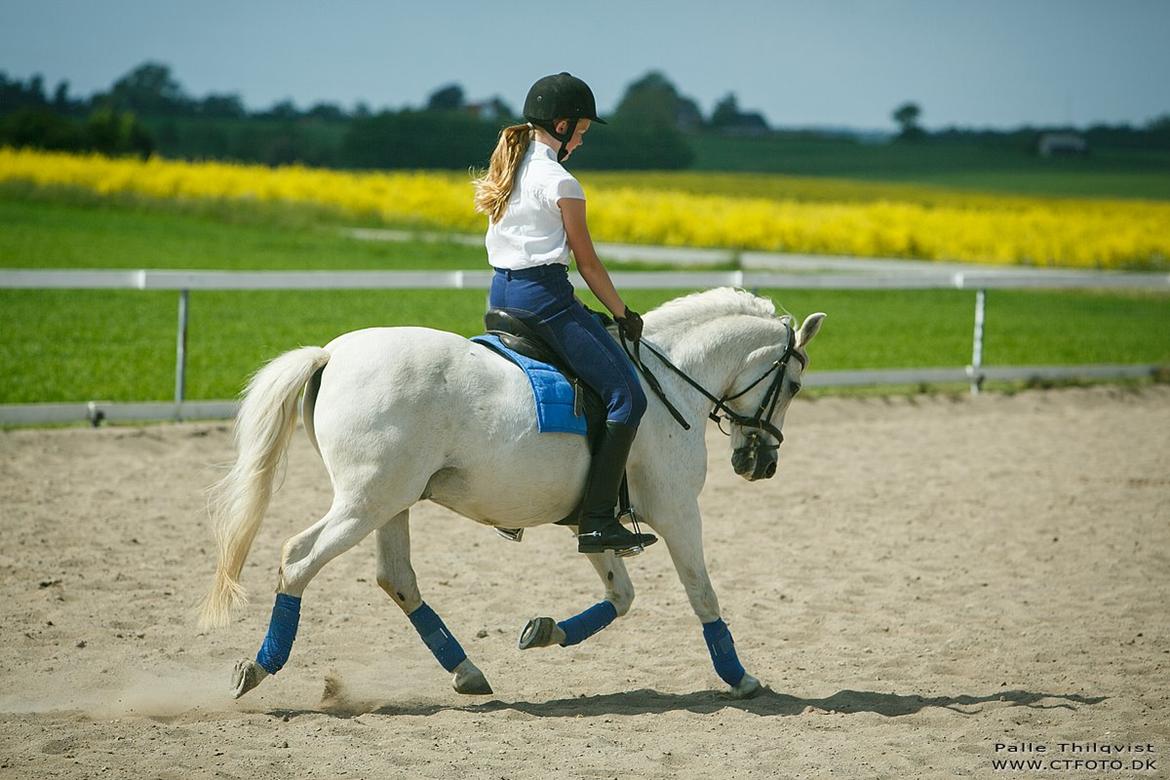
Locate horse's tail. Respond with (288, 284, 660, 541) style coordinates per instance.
(198, 346, 331, 629)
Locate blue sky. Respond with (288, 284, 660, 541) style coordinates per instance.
(2, 0, 1167, 131)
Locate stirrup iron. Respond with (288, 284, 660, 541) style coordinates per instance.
(577, 507, 655, 557)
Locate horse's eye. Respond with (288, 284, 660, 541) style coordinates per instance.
(790, 382, 802, 394)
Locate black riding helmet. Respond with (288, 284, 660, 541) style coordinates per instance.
(523, 72, 606, 162)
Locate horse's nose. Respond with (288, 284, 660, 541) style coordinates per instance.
(751, 451, 777, 481)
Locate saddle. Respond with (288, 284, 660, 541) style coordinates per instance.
(481, 308, 609, 453)
(479, 308, 629, 532)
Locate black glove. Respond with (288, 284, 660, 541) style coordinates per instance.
(616, 307, 643, 343)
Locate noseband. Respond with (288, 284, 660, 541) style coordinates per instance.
(620, 320, 805, 446)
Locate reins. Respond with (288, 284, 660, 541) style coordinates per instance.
(618, 334, 693, 430)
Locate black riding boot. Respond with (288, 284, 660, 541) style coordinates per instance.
(577, 422, 658, 555)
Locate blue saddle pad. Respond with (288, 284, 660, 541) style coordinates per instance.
(471, 334, 587, 436)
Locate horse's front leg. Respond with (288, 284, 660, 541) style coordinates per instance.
(659, 499, 762, 699)
(374, 510, 491, 695)
(518, 542, 634, 650)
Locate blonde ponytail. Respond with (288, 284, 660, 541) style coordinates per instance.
(473, 123, 533, 223)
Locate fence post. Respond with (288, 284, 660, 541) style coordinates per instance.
(969, 289, 986, 395)
(175, 289, 189, 415)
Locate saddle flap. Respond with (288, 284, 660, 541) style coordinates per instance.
(476, 308, 609, 446)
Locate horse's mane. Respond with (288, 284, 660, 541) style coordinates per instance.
(647, 287, 785, 333)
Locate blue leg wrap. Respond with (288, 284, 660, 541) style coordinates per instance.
(408, 602, 467, 673)
(702, 618, 746, 687)
(255, 593, 302, 675)
(557, 600, 618, 647)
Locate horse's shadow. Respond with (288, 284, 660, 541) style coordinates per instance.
(267, 686, 1106, 721)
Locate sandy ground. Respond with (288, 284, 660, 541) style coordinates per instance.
(1, 385, 1168, 780)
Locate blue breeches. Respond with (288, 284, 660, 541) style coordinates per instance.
(489, 264, 646, 426)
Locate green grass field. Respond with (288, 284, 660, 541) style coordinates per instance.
(2, 193, 1168, 403)
(0, 191, 486, 270)
(687, 135, 1170, 200)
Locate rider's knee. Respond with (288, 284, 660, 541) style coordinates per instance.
(627, 382, 648, 422)
(612, 382, 647, 426)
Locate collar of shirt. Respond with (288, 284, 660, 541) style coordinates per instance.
(530, 139, 558, 161)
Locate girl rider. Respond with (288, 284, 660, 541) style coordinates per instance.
(473, 72, 657, 557)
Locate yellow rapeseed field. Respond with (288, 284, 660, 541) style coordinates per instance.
(3, 147, 1168, 268)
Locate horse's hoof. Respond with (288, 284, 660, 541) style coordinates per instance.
(518, 616, 565, 650)
(729, 672, 762, 699)
(231, 658, 268, 699)
(452, 659, 493, 695)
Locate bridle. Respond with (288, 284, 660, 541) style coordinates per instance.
(619, 319, 805, 447)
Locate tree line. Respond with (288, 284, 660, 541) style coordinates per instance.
(888, 100, 1170, 151)
(2, 62, 1168, 169)
(0, 64, 726, 168)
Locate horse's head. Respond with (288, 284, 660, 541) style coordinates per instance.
(727, 312, 825, 481)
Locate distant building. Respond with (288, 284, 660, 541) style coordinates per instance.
(718, 112, 770, 137)
(465, 98, 513, 122)
(1037, 133, 1088, 157)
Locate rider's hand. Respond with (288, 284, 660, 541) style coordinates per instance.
(616, 307, 643, 343)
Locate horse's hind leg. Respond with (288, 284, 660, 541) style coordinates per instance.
(231, 497, 395, 699)
(374, 511, 492, 695)
(518, 546, 634, 650)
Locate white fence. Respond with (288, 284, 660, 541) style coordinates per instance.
(2, 268, 1166, 425)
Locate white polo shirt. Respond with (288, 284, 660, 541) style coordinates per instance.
(485, 139, 586, 270)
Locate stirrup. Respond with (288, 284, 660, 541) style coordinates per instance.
(577, 509, 657, 557)
(495, 527, 524, 543)
(577, 530, 655, 557)
(611, 508, 652, 557)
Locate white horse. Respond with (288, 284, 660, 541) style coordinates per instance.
(199, 287, 824, 700)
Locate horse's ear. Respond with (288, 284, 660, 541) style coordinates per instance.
(795, 312, 826, 349)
